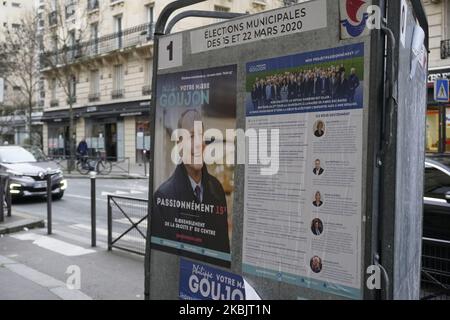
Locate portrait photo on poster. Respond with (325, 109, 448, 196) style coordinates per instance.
(151, 65, 237, 267)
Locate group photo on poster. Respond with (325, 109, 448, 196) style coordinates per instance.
(151, 65, 237, 267)
(246, 44, 364, 116)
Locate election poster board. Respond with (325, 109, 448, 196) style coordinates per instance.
(179, 259, 246, 300)
(243, 43, 364, 299)
(190, 0, 327, 54)
(151, 65, 237, 268)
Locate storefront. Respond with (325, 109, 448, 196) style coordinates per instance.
(427, 68, 450, 154)
(136, 115, 151, 163)
(85, 117, 120, 161)
(42, 101, 150, 163)
(47, 121, 70, 157)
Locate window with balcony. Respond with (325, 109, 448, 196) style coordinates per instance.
(89, 70, 100, 102)
(50, 78, 58, 107)
(142, 58, 152, 95)
(90, 22, 99, 55)
(68, 30, 76, 59)
(112, 64, 124, 99)
(114, 15, 123, 49)
(65, 0, 76, 20)
(88, 0, 99, 11)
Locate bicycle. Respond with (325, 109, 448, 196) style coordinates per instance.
(96, 152, 112, 175)
(76, 152, 112, 175)
(76, 154, 95, 175)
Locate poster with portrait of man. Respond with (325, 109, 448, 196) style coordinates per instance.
(151, 65, 237, 267)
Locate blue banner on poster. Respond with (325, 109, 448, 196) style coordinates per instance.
(246, 43, 365, 117)
(179, 259, 246, 301)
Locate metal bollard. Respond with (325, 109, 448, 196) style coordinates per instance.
(143, 150, 147, 177)
(107, 196, 112, 251)
(90, 171, 96, 247)
(0, 176, 4, 223)
(6, 177, 11, 218)
(47, 172, 52, 235)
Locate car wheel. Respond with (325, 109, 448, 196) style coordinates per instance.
(52, 191, 64, 201)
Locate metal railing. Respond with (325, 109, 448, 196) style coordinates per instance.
(88, 92, 100, 102)
(111, 89, 125, 99)
(41, 22, 155, 69)
(50, 99, 59, 107)
(421, 237, 450, 300)
(108, 195, 148, 256)
(51, 156, 131, 176)
(142, 85, 152, 96)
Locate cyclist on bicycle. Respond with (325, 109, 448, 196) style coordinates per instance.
(77, 138, 89, 167)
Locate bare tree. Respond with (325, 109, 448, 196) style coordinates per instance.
(39, 0, 93, 172)
(1, 14, 41, 146)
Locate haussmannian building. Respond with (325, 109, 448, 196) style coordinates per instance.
(0, 0, 38, 145)
(40, 0, 286, 164)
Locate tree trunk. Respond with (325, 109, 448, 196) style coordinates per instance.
(28, 99, 33, 145)
(68, 104, 75, 173)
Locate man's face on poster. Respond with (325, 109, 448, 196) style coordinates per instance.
(179, 110, 206, 172)
(317, 122, 324, 131)
(315, 160, 321, 170)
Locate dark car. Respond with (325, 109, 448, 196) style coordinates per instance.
(423, 157, 450, 241)
(0, 146, 67, 200)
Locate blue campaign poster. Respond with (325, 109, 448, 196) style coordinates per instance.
(179, 259, 246, 301)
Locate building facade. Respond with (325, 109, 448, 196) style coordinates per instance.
(0, 0, 38, 145)
(40, 0, 285, 164)
(424, 0, 450, 155)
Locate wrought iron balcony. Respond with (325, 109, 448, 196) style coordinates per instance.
(142, 85, 152, 96)
(88, 92, 100, 102)
(41, 23, 154, 69)
(50, 99, 59, 107)
(111, 89, 125, 99)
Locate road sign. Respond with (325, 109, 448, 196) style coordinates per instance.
(434, 78, 449, 102)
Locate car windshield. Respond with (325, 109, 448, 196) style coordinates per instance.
(23, 146, 47, 162)
(0, 148, 37, 163)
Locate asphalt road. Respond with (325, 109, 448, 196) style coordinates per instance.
(1, 178, 150, 300)
(12, 178, 150, 232)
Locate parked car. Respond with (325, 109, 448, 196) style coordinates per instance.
(0, 146, 67, 200)
(423, 157, 450, 241)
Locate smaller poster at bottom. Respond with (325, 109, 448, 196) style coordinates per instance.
(179, 259, 246, 301)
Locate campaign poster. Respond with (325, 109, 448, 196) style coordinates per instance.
(179, 259, 246, 301)
(151, 65, 237, 268)
(243, 43, 365, 299)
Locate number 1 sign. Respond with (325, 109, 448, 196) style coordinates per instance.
(158, 33, 183, 70)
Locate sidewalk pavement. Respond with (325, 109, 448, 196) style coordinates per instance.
(0, 221, 145, 300)
(0, 211, 45, 236)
